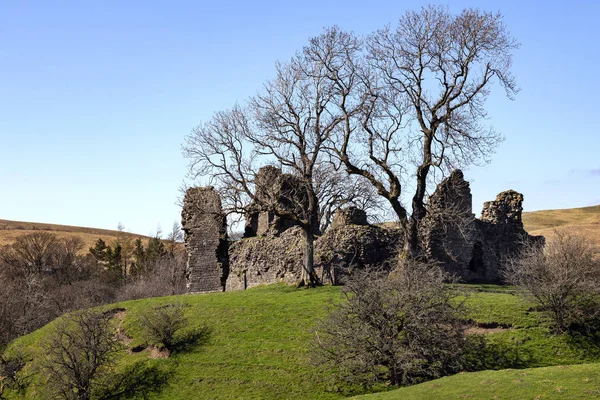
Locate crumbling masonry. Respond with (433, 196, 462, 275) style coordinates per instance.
(420, 170, 543, 282)
(183, 169, 542, 292)
(181, 187, 229, 293)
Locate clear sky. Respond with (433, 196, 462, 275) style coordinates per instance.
(1, 1, 599, 236)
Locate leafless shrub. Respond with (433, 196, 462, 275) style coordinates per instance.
(314, 261, 466, 392)
(0, 269, 49, 345)
(503, 231, 600, 333)
(119, 253, 186, 301)
(136, 302, 188, 350)
(41, 310, 121, 400)
(48, 277, 118, 316)
(0, 348, 27, 399)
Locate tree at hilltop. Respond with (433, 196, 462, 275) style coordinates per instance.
(328, 5, 519, 257)
(183, 5, 519, 279)
(184, 27, 363, 287)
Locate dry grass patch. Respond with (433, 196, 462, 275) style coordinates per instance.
(0, 219, 148, 251)
(522, 205, 600, 256)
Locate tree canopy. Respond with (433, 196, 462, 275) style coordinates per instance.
(183, 5, 519, 278)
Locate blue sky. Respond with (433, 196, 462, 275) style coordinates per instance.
(1, 1, 599, 235)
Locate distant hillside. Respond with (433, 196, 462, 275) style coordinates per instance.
(3, 202, 599, 254)
(522, 204, 600, 252)
(0, 219, 148, 251)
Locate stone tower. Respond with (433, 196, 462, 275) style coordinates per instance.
(181, 187, 229, 293)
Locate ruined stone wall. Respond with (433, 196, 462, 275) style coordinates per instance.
(331, 206, 368, 228)
(182, 187, 229, 293)
(184, 169, 542, 291)
(226, 226, 305, 291)
(243, 166, 317, 238)
(315, 221, 401, 285)
(226, 209, 401, 290)
(420, 171, 541, 283)
(420, 170, 476, 279)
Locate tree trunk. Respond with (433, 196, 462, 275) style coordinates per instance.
(403, 144, 432, 260)
(300, 228, 319, 288)
(402, 218, 420, 260)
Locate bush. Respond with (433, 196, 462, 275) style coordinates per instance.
(314, 261, 467, 392)
(136, 302, 188, 350)
(503, 231, 600, 333)
(41, 310, 121, 400)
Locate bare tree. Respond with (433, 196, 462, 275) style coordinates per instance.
(166, 221, 184, 256)
(0, 347, 26, 400)
(119, 252, 187, 300)
(0, 266, 49, 344)
(41, 310, 121, 400)
(113, 223, 134, 281)
(314, 261, 466, 390)
(0, 232, 59, 275)
(0, 235, 118, 346)
(504, 231, 600, 333)
(183, 27, 363, 287)
(314, 164, 385, 232)
(330, 5, 518, 257)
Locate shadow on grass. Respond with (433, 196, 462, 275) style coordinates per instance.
(99, 327, 211, 399)
(100, 362, 172, 400)
(463, 334, 535, 371)
(169, 326, 212, 354)
(566, 323, 600, 359)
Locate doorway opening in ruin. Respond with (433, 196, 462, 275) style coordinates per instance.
(469, 241, 484, 273)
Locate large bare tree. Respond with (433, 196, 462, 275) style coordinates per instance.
(330, 5, 518, 257)
(184, 27, 362, 287)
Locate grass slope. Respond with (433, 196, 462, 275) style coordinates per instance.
(0, 218, 148, 250)
(353, 363, 600, 399)
(7, 284, 600, 399)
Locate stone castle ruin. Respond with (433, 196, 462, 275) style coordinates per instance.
(181, 187, 229, 293)
(420, 170, 542, 283)
(182, 168, 542, 293)
(243, 166, 319, 237)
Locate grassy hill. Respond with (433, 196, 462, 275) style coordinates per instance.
(6, 284, 600, 399)
(0, 219, 148, 250)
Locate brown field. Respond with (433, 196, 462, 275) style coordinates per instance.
(522, 204, 600, 254)
(2, 203, 599, 256)
(0, 219, 149, 252)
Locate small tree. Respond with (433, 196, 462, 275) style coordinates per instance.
(41, 310, 121, 400)
(136, 302, 188, 350)
(503, 231, 600, 333)
(314, 262, 466, 390)
(166, 221, 184, 256)
(89, 239, 109, 262)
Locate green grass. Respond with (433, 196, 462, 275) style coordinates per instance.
(8, 284, 343, 399)
(352, 363, 600, 399)
(7, 284, 600, 399)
